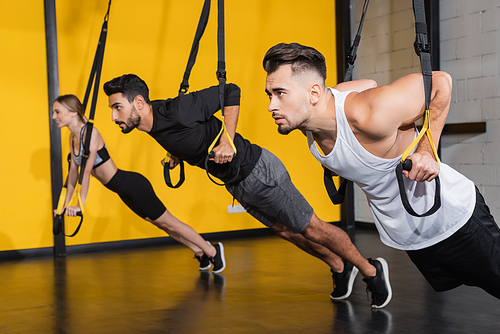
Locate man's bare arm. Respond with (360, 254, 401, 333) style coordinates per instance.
(212, 105, 239, 164)
(346, 71, 452, 181)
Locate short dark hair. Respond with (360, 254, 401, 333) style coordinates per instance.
(263, 43, 327, 82)
(103, 74, 151, 104)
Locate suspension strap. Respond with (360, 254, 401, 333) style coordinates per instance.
(166, 0, 239, 187)
(178, 0, 211, 96)
(344, 0, 370, 82)
(324, 0, 370, 205)
(53, 1, 111, 236)
(163, 0, 211, 188)
(204, 0, 240, 186)
(395, 0, 441, 217)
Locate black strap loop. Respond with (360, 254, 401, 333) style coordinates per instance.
(396, 160, 441, 217)
(163, 160, 185, 188)
(324, 168, 349, 205)
(54, 210, 84, 237)
(204, 153, 240, 186)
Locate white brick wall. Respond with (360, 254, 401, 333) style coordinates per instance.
(348, 0, 500, 223)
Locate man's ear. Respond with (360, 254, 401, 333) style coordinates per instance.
(134, 95, 145, 110)
(310, 83, 322, 105)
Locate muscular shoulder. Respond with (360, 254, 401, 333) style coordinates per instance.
(344, 86, 402, 140)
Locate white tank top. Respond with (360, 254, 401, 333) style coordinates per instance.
(307, 88, 475, 250)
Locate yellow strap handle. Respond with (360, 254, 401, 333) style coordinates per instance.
(56, 183, 84, 216)
(75, 183, 85, 215)
(207, 115, 237, 155)
(165, 151, 172, 162)
(56, 187, 67, 215)
(401, 109, 440, 163)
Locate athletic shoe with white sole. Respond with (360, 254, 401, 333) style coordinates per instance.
(211, 242, 226, 274)
(362, 257, 392, 309)
(194, 241, 213, 270)
(195, 253, 212, 270)
(330, 261, 359, 300)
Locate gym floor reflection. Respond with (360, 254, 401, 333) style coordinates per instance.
(1, 227, 499, 334)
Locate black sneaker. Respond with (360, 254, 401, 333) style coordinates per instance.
(330, 261, 359, 300)
(195, 253, 212, 270)
(211, 242, 226, 274)
(194, 241, 213, 270)
(362, 257, 392, 309)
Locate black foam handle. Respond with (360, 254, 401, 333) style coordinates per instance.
(403, 159, 412, 171)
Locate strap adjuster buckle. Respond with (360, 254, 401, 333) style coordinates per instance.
(413, 40, 430, 56)
(216, 69, 226, 80)
(179, 85, 189, 95)
(346, 53, 357, 66)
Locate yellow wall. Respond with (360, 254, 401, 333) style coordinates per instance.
(0, 0, 340, 251)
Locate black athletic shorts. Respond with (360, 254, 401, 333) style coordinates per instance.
(407, 187, 500, 298)
(104, 169, 166, 221)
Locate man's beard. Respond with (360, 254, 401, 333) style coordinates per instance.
(277, 124, 293, 135)
(276, 114, 306, 135)
(118, 108, 141, 134)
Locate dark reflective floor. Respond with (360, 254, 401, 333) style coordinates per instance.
(1, 227, 499, 334)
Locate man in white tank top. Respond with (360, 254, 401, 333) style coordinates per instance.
(263, 42, 500, 300)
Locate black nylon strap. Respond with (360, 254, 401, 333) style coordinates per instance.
(78, 1, 111, 186)
(344, 0, 370, 82)
(394, 0, 441, 217)
(412, 0, 432, 110)
(324, 0, 370, 205)
(178, 0, 211, 96)
(217, 0, 226, 117)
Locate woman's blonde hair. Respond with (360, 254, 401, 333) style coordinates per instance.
(54, 94, 87, 123)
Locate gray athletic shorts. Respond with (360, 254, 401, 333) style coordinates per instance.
(226, 148, 314, 233)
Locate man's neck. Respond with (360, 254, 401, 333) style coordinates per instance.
(309, 90, 337, 156)
(137, 103, 154, 132)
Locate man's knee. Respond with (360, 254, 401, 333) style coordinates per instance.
(301, 214, 326, 240)
(270, 222, 296, 241)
